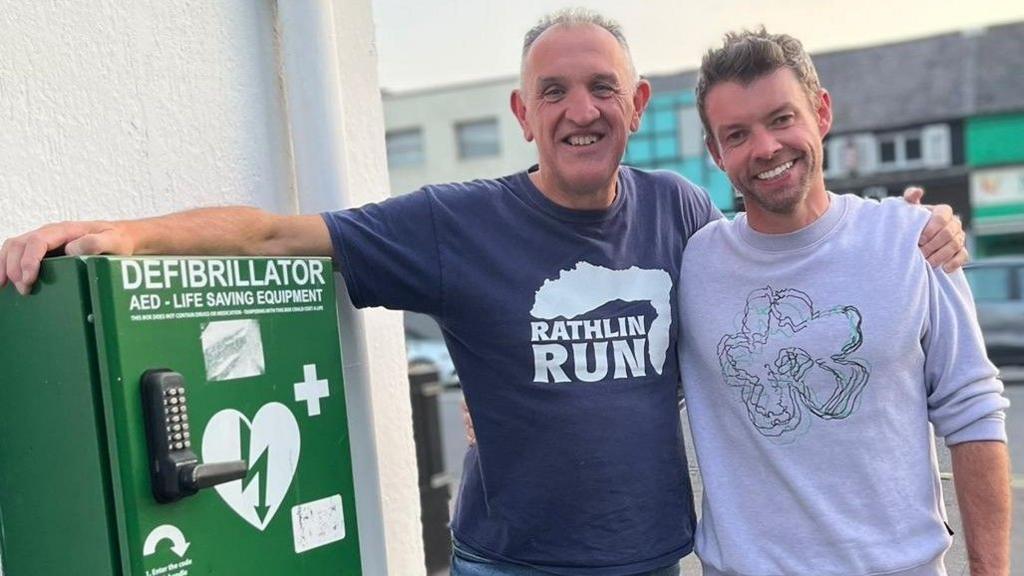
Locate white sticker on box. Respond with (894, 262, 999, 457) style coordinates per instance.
(200, 319, 265, 381)
(292, 494, 346, 553)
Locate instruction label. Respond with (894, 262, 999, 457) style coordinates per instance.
(118, 259, 328, 322)
(143, 524, 193, 576)
(292, 494, 346, 553)
(145, 558, 192, 576)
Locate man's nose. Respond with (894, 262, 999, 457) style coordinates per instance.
(564, 90, 600, 126)
(751, 128, 782, 160)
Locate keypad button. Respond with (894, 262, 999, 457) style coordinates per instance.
(173, 433, 183, 441)
(184, 440, 191, 448)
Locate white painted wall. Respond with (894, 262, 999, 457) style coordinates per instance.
(0, 1, 423, 573)
(384, 77, 537, 195)
(0, 1, 293, 237)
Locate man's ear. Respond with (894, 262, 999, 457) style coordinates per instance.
(630, 79, 652, 133)
(816, 89, 833, 139)
(510, 90, 534, 142)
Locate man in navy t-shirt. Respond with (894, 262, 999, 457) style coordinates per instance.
(1, 8, 966, 576)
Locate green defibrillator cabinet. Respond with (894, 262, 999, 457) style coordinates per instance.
(0, 256, 362, 575)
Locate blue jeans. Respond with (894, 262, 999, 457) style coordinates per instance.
(450, 539, 682, 576)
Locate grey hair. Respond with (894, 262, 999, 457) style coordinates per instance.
(520, 8, 638, 85)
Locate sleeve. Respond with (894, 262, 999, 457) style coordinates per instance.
(681, 179, 723, 236)
(652, 170, 723, 237)
(320, 188, 442, 315)
(922, 267, 1009, 446)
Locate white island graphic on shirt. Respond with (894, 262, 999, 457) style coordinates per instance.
(530, 262, 672, 384)
(718, 286, 871, 439)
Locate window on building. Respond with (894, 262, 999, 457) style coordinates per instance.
(678, 106, 703, 158)
(385, 128, 425, 168)
(905, 135, 922, 161)
(879, 139, 897, 164)
(921, 124, 951, 167)
(456, 118, 500, 159)
(874, 124, 950, 171)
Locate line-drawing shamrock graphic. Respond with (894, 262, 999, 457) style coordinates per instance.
(717, 287, 870, 438)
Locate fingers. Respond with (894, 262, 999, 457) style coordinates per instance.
(925, 238, 960, 269)
(943, 247, 970, 274)
(1, 237, 26, 292)
(16, 235, 51, 295)
(917, 201, 967, 272)
(1, 221, 114, 296)
(461, 401, 476, 446)
(902, 186, 925, 205)
(918, 204, 954, 245)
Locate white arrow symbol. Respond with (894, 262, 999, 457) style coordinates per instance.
(143, 524, 191, 558)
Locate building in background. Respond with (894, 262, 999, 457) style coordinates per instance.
(382, 23, 1024, 235)
(381, 73, 737, 214)
(968, 109, 1024, 256)
(625, 72, 736, 214)
(383, 77, 536, 196)
(637, 22, 1024, 255)
(816, 21, 1024, 258)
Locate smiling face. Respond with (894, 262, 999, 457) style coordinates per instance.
(704, 68, 833, 232)
(511, 24, 650, 210)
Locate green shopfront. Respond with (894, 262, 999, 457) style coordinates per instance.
(968, 113, 1024, 257)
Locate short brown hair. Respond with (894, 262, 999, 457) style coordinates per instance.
(696, 28, 822, 142)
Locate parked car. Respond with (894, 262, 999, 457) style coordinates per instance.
(964, 257, 1024, 367)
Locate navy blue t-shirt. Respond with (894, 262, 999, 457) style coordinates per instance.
(322, 167, 719, 575)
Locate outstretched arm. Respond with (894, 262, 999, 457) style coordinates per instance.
(950, 441, 1011, 576)
(1, 207, 331, 295)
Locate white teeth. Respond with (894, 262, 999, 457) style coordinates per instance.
(756, 160, 794, 180)
(567, 135, 599, 146)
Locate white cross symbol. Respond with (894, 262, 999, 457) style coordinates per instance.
(294, 364, 330, 417)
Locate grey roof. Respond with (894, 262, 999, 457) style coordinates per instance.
(645, 21, 1024, 134)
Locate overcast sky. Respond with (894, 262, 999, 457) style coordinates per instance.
(371, 0, 1024, 92)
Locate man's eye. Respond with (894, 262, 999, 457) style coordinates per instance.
(593, 84, 615, 96)
(773, 114, 794, 126)
(542, 88, 565, 100)
(725, 131, 746, 144)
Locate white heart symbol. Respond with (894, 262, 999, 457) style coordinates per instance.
(201, 402, 300, 531)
